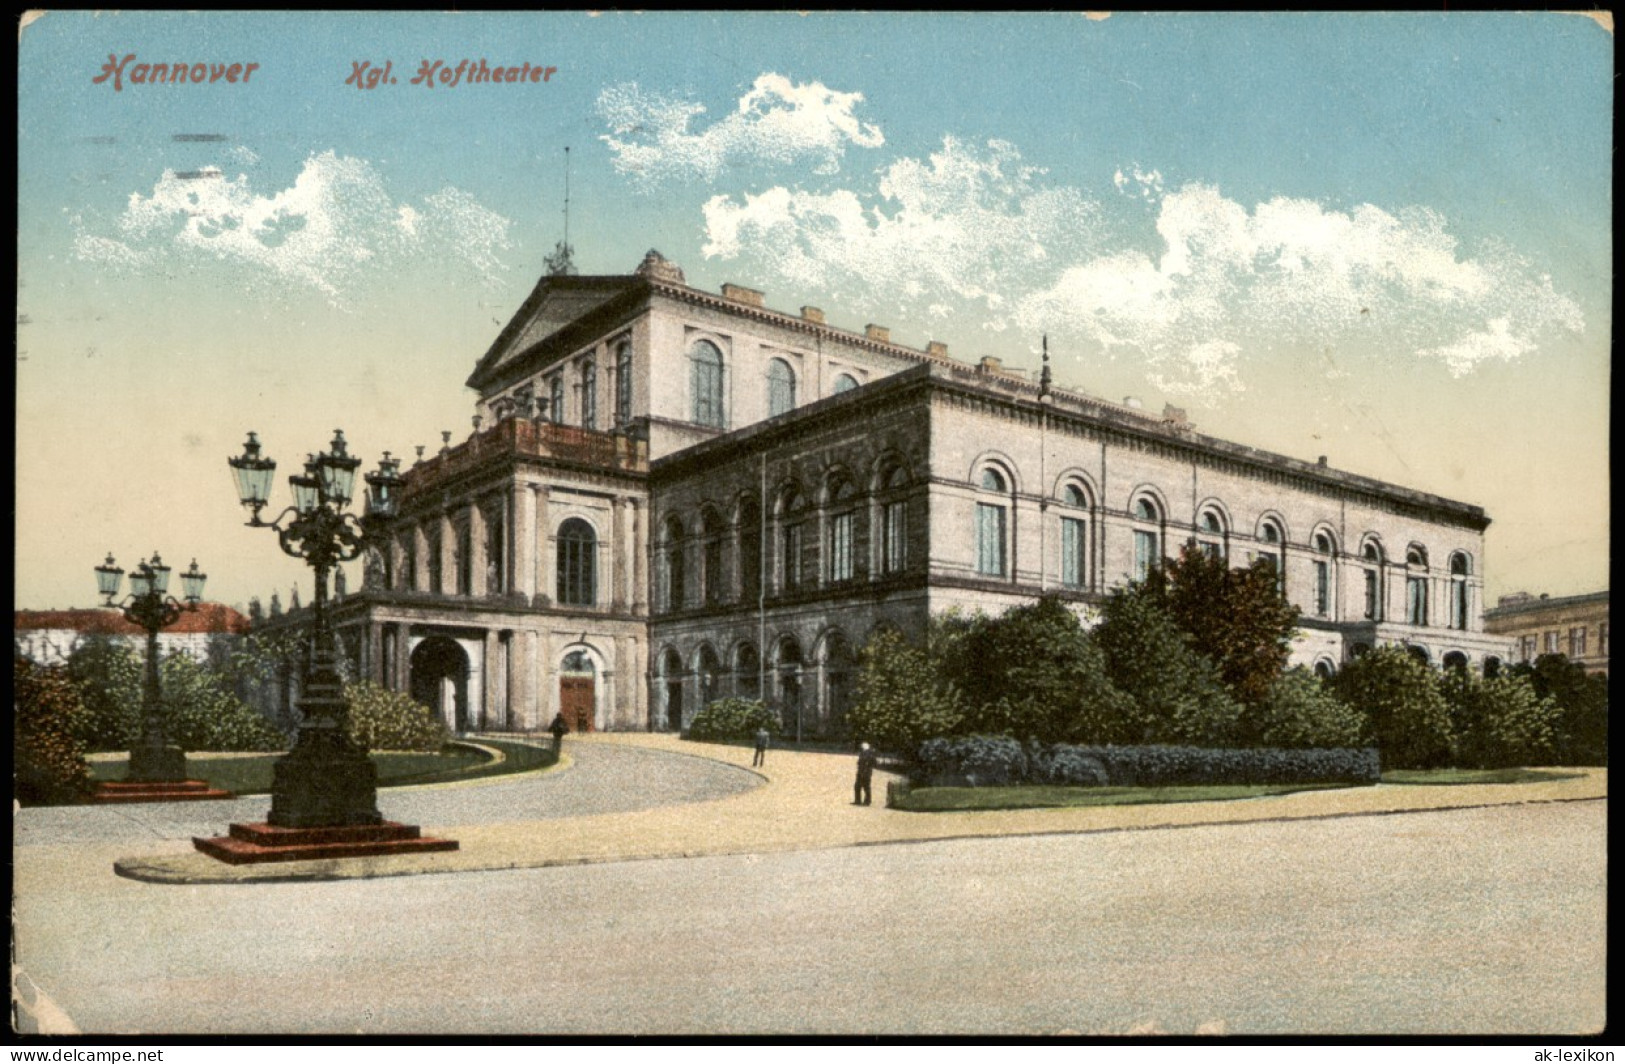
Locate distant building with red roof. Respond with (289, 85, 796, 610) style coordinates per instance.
(13, 603, 252, 666)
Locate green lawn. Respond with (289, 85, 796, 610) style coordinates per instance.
(890, 781, 1351, 812)
(1380, 767, 1585, 786)
(89, 738, 558, 795)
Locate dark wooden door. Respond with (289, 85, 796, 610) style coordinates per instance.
(560, 676, 595, 733)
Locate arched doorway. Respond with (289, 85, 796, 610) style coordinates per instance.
(559, 649, 597, 733)
(1442, 651, 1469, 674)
(819, 630, 856, 736)
(776, 635, 804, 739)
(660, 648, 685, 732)
(410, 636, 471, 732)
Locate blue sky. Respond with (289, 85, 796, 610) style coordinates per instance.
(16, 11, 1611, 610)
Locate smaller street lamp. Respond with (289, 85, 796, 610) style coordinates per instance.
(95, 551, 208, 782)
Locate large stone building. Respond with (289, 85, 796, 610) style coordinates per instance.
(307, 250, 1508, 736)
(1484, 590, 1609, 675)
(13, 603, 251, 667)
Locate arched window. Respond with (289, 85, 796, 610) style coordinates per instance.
(776, 635, 804, 735)
(690, 340, 725, 428)
(455, 518, 473, 596)
(767, 358, 796, 418)
(1131, 496, 1162, 582)
(562, 650, 595, 675)
(833, 373, 859, 395)
(1196, 509, 1227, 561)
(402, 533, 418, 592)
(1257, 519, 1285, 594)
(696, 644, 723, 707)
(738, 495, 762, 601)
(426, 523, 443, 594)
(580, 359, 597, 431)
(662, 514, 686, 611)
(1449, 552, 1471, 630)
(976, 466, 1010, 578)
(557, 518, 596, 607)
(614, 340, 633, 425)
(1361, 541, 1384, 621)
(827, 476, 857, 583)
(1059, 483, 1090, 589)
(779, 486, 806, 591)
(1406, 545, 1430, 626)
(701, 506, 727, 606)
(549, 374, 566, 425)
(1314, 659, 1336, 681)
(1312, 531, 1336, 618)
(879, 465, 908, 575)
(735, 643, 761, 701)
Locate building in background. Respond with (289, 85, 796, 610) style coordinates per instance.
(257, 251, 1510, 736)
(13, 603, 251, 667)
(1484, 590, 1610, 675)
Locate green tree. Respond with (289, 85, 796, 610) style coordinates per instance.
(1442, 669, 1558, 769)
(14, 655, 95, 805)
(1093, 586, 1243, 745)
(949, 596, 1134, 744)
(849, 628, 965, 754)
(1148, 544, 1301, 706)
(1331, 646, 1454, 768)
(685, 697, 779, 741)
(1246, 666, 1368, 749)
(1511, 654, 1608, 765)
(63, 634, 143, 751)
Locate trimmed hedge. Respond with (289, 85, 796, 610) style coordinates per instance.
(685, 698, 779, 742)
(912, 734, 1379, 788)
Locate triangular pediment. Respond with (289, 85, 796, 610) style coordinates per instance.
(469, 274, 641, 391)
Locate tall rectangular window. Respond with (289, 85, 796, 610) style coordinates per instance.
(782, 524, 803, 589)
(581, 361, 597, 431)
(976, 503, 1006, 577)
(1521, 635, 1537, 662)
(1451, 582, 1469, 629)
(615, 342, 632, 425)
(1061, 517, 1086, 588)
(1314, 560, 1330, 617)
(741, 525, 761, 600)
(549, 376, 565, 425)
(703, 537, 723, 605)
(1364, 570, 1379, 620)
(882, 500, 906, 574)
(1600, 622, 1610, 657)
(1545, 630, 1560, 654)
(1132, 529, 1158, 582)
(456, 522, 473, 597)
(1570, 627, 1587, 658)
(1406, 577, 1428, 626)
(829, 512, 854, 582)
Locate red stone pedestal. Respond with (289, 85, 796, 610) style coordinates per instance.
(193, 821, 460, 865)
(92, 779, 234, 804)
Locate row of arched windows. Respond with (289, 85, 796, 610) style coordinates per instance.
(493, 339, 635, 431)
(689, 339, 861, 431)
(969, 459, 1475, 628)
(659, 461, 912, 613)
(392, 515, 601, 609)
(655, 629, 858, 733)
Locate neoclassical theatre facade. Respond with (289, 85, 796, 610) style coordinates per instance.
(317, 251, 1508, 736)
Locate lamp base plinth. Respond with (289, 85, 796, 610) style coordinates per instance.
(93, 779, 233, 804)
(267, 730, 383, 828)
(126, 744, 187, 783)
(193, 821, 458, 864)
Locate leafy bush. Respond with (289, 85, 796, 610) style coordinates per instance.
(685, 697, 779, 742)
(1245, 667, 1368, 749)
(1442, 671, 1559, 769)
(1064, 744, 1381, 787)
(848, 629, 964, 754)
(1513, 655, 1608, 766)
(912, 735, 1029, 786)
(345, 682, 448, 751)
(1331, 646, 1454, 769)
(1039, 744, 1111, 787)
(14, 656, 95, 805)
(63, 636, 143, 751)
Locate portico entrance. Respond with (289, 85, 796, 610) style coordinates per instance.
(559, 649, 597, 732)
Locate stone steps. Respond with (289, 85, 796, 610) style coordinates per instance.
(193, 821, 460, 865)
(92, 780, 235, 804)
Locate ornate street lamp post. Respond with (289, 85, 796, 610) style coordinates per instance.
(95, 552, 208, 782)
(228, 430, 404, 827)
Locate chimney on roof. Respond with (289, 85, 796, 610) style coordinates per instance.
(1317, 455, 1328, 467)
(865, 324, 890, 343)
(801, 306, 826, 324)
(634, 249, 685, 284)
(978, 356, 1003, 374)
(926, 341, 949, 359)
(1162, 403, 1188, 425)
(722, 283, 765, 307)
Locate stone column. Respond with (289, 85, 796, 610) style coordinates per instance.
(469, 501, 488, 598)
(482, 629, 501, 729)
(537, 629, 554, 727)
(412, 523, 430, 592)
(367, 623, 384, 685)
(515, 482, 537, 600)
(389, 535, 406, 592)
(393, 622, 412, 692)
(439, 511, 458, 596)
(535, 487, 552, 607)
(630, 498, 647, 614)
(514, 630, 538, 730)
(610, 496, 627, 611)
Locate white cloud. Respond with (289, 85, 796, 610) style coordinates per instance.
(703, 137, 1100, 316)
(598, 73, 884, 189)
(76, 151, 511, 303)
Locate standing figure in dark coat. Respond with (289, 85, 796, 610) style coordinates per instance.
(752, 727, 770, 767)
(853, 742, 878, 806)
(549, 712, 569, 754)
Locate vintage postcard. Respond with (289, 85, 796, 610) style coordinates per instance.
(14, 11, 1610, 1040)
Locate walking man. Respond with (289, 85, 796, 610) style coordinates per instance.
(752, 726, 770, 767)
(548, 711, 569, 754)
(853, 742, 878, 806)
